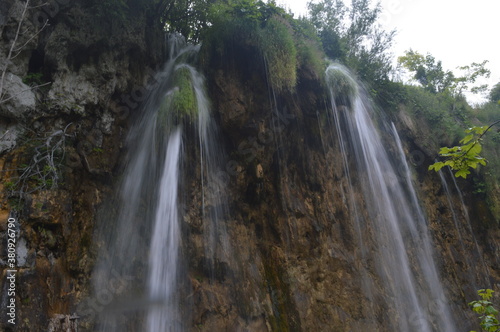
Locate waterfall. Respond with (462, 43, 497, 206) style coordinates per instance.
(437, 167, 490, 287)
(326, 63, 456, 331)
(90, 34, 228, 331)
(146, 128, 182, 331)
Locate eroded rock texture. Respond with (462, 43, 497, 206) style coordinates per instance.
(0, 1, 498, 331)
(0, 1, 163, 330)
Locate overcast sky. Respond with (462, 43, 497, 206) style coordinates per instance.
(279, 0, 499, 104)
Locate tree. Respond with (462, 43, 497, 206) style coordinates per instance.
(398, 50, 454, 93)
(452, 60, 491, 96)
(155, 0, 213, 41)
(398, 50, 490, 97)
(489, 82, 500, 104)
(307, 0, 346, 59)
(88, 0, 213, 41)
(308, 0, 395, 85)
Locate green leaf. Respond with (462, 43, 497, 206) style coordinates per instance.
(428, 162, 445, 171)
(439, 146, 451, 154)
(485, 305, 499, 316)
(478, 289, 495, 300)
(467, 143, 482, 156)
(469, 162, 479, 169)
(460, 134, 474, 144)
(455, 168, 470, 178)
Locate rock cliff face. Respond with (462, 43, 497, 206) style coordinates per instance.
(188, 48, 500, 331)
(0, 1, 164, 330)
(0, 1, 499, 331)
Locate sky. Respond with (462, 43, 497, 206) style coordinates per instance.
(278, 0, 499, 104)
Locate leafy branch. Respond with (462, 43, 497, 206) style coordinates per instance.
(469, 289, 500, 332)
(429, 119, 500, 178)
(453, 60, 491, 96)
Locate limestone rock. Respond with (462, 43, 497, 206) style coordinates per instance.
(0, 120, 21, 153)
(0, 73, 36, 118)
(47, 314, 79, 332)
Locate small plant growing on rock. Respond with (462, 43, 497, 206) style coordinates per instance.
(6, 124, 73, 201)
(171, 66, 198, 118)
(258, 15, 297, 92)
(22, 72, 44, 87)
(469, 289, 500, 332)
(202, 0, 299, 92)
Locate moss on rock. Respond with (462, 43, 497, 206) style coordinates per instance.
(157, 66, 198, 131)
(325, 64, 358, 99)
(172, 66, 198, 118)
(259, 16, 297, 92)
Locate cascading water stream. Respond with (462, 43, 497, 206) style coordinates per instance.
(326, 63, 456, 331)
(437, 166, 490, 287)
(438, 167, 469, 248)
(146, 128, 182, 332)
(91, 35, 229, 331)
(325, 74, 376, 317)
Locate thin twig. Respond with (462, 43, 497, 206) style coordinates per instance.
(0, 0, 30, 99)
(7, 123, 73, 196)
(27, 2, 49, 10)
(0, 82, 51, 104)
(0, 130, 10, 140)
(12, 19, 49, 59)
(0, 0, 49, 103)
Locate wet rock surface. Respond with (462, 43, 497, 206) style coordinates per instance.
(0, 1, 498, 331)
(0, 1, 163, 330)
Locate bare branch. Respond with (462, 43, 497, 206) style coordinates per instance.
(6, 123, 73, 197)
(0, 81, 51, 104)
(0, 1, 49, 103)
(0, 130, 10, 140)
(0, 0, 30, 99)
(28, 2, 49, 10)
(12, 19, 49, 58)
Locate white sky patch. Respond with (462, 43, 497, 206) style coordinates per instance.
(277, 0, 499, 104)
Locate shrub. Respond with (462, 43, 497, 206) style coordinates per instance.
(201, 0, 301, 92)
(258, 15, 297, 92)
(475, 102, 500, 124)
(22, 72, 44, 86)
(292, 17, 325, 80)
(402, 85, 466, 144)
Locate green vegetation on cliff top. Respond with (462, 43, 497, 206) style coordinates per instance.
(88, 0, 500, 223)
